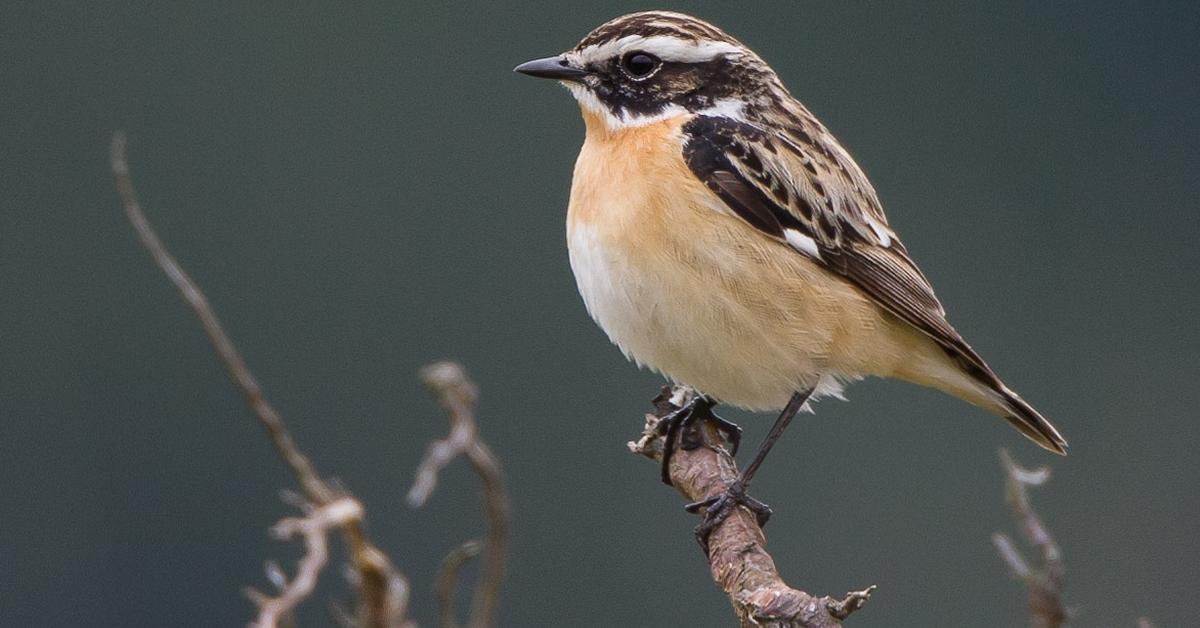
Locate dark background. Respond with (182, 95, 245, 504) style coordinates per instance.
(3, 2, 1197, 626)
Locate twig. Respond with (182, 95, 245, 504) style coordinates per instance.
(992, 448, 1068, 628)
(629, 386, 875, 628)
(407, 363, 481, 508)
(111, 132, 330, 504)
(111, 132, 411, 628)
(435, 540, 483, 628)
(247, 498, 365, 627)
(411, 361, 509, 628)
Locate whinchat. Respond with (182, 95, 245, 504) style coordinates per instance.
(516, 11, 1067, 538)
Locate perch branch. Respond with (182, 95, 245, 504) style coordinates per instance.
(410, 361, 509, 628)
(992, 448, 1067, 628)
(111, 132, 411, 628)
(629, 386, 874, 628)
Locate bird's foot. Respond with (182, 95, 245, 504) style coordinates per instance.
(654, 394, 742, 485)
(685, 478, 772, 550)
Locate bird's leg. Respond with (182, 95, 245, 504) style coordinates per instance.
(685, 387, 814, 549)
(656, 394, 742, 486)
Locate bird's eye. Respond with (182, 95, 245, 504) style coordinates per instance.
(620, 52, 661, 79)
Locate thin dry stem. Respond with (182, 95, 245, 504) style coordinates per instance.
(994, 448, 1068, 628)
(412, 361, 509, 628)
(111, 132, 331, 504)
(111, 132, 411, 628)
(629, 386, 874, 628)
(435, 540, 483, 628)
(992, 532, 1032, 579)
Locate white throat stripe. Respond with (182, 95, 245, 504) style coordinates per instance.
(565, 83, 747, 131)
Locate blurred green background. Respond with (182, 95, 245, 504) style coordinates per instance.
(2, 2, 1197, 626)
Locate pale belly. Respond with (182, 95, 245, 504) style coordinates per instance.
(567, 219, 892, 410)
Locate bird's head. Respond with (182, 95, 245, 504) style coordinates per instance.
(515, 11, 783, 132)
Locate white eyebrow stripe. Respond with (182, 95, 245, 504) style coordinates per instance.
(578, 35, 741, 64)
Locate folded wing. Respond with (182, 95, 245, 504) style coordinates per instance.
(680, 114, 1067, 453)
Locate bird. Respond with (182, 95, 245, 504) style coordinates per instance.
(514, 10, 1067, 542)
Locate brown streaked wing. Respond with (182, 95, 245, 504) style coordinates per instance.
(681, 114, 1001, 385)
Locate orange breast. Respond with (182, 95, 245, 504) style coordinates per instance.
(567, 111, 704, 236)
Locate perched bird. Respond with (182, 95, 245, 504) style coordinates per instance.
(515, 11, 1067, 540)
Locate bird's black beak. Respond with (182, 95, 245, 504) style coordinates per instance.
(513, 55, 588, 82)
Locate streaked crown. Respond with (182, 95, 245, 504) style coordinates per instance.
(517, 11, 785, 129)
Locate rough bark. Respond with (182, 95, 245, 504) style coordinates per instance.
(629, 386, 874, 628)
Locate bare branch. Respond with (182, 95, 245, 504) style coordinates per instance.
(412, 361, 509, 628)
(111, 131, 331, 504)
(993, 448, 1068, 628)
(247, 498, 365, 628)
(111, 132, 411, 628)
(629, 386, 874, 628)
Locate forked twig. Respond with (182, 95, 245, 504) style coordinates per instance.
(411, 361, 509, 628)
(247, 498, 365, 627)
(992, 448, 1067, 628)
(111, 132, 411, 628)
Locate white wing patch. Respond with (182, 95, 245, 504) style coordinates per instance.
(784, 228, 822, 260)
(865, 216, 893, 247)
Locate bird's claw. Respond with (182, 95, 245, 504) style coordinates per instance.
(685, 479, 772, 549)
(655, 396, 742, 485)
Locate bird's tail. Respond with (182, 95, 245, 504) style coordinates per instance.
(893, 338, 1068, 455)
(990, 384, 1068, 455)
